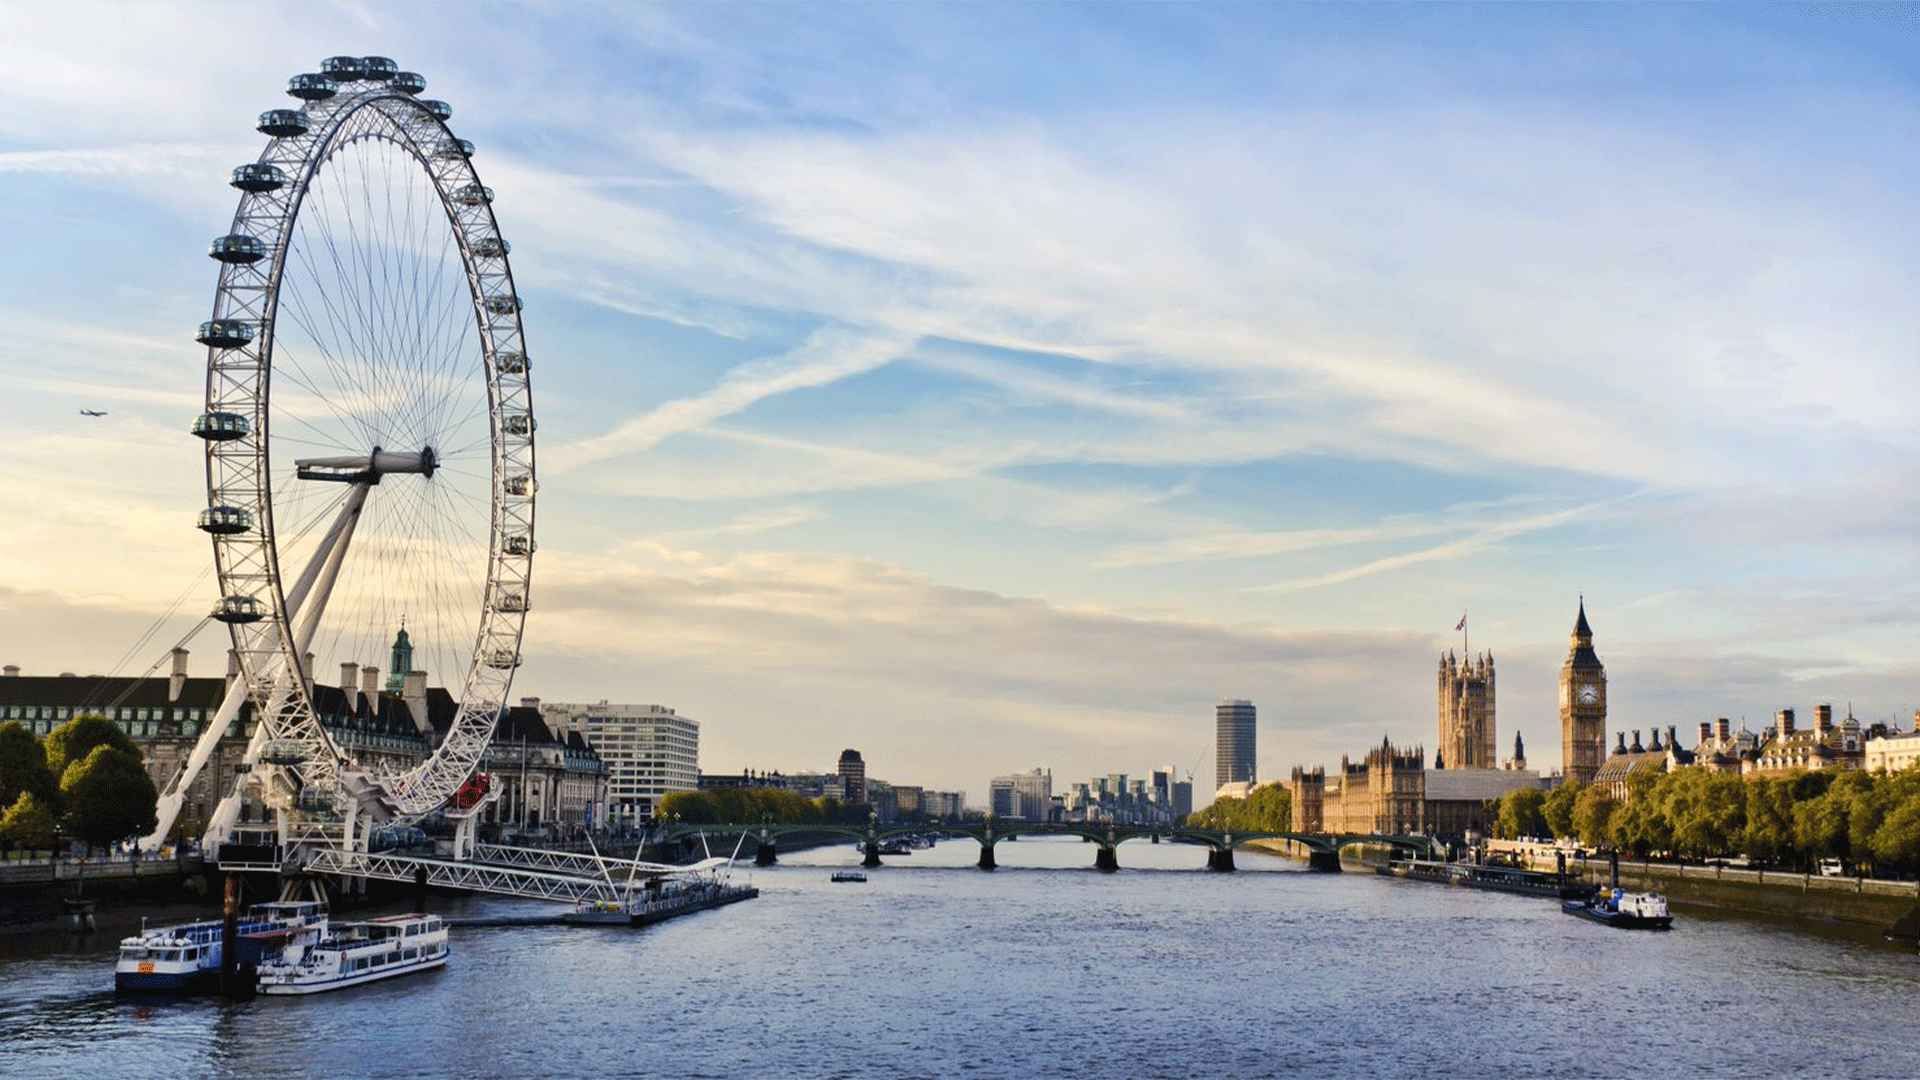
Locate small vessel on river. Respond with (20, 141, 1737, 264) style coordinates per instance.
(831, 870, 867, 883)
(1382, 858, 1595, 901)
(563, 857, 758, 926)
(1563, 888, 1674, 929)
(114, 900, 326, 994)
(255, 913, 448, 994)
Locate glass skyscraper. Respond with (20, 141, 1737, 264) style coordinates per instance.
(1215, 698, 1256, 790)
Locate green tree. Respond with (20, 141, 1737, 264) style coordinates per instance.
(1869, 779, 1920, 878)
(0, 721, 58, 813)
(1572, 785, 1618, 849)
(45, 714, 138, 777)
(1740, 777, 1794, 866)
(1791, 789, 1848, 867)
(1187, 786, 1291, 832)
(59, 744, 159, 853)
(0, 791, 59, 852)
(1658, 769, 1746, 860)
(1542, 780, 1583, 841)
(1495, 788, 1548, 840)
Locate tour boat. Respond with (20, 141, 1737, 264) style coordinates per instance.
(831, 870, 867, 883)
(254, 913, 448, 995)
(114, 900, 327, 994)
(1562, 887, 1674, 929)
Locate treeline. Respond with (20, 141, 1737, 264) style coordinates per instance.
(1185, 784, 1291, 832)
(655, 787, 862, 825)
(0, 716, 160, 855)
(1487, 766, 1920, 876)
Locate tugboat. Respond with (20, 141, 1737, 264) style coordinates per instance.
(1563, 886, 1674, 929)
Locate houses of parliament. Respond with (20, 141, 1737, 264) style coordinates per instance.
(1291, 600, 1609, 839)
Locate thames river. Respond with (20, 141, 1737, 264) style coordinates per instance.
(2, 837, 1914, 1079)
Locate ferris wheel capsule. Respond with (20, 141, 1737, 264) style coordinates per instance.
(257, 110, 310, 138)
(230, 163, 288, 192)
(197, 505, 255, 535)
(419, 99, 452, 121)
(287, 73, 339, 101)
(390, 71, 426, 95)
(211, 595, 266, 624)
(196, 320, 255, 348)
(359, 56, 398, 81)
(319, 56, 367, 82)
(208, 234, 269, 264)
(472, 237, 509, 258)
(191, 412, 251, 441)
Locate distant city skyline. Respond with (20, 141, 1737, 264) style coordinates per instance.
(3, 4, 1918, 800)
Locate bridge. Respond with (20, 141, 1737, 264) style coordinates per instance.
(655, 820, 1442, 872)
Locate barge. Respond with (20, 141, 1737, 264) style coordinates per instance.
(1381, 858, 1595, 901)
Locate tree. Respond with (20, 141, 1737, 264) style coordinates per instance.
(1495, 788, 1547, 840)
(0, 791, 58, 851)
(0, 721, 58, 813)
(45, 714, 138, 777)
(59, 744, 158, 853)
(1740, 778, 1793, 866)
(1572, 785, 1618, 849)
(1869, 781, 1920, 878)
(1542, 780, 1583, 841)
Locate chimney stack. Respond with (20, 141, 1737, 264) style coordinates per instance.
(1777, 708, 1796, 739)
(1630, 730, 1644, 753)
(1649, 728, 1663, 752)
(1698, 721, 1712, 746)
(403, 670, 431, 738)
(1615, 732, 1627, 755)
(1717, 717, 1731, 741)
(1816, 704, 1833, 733)
(361, 665, 380, 712)
(1, 665, 17, 677)
(341, 662, 359, 703)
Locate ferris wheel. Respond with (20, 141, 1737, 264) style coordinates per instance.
(185, 56, 535, 851)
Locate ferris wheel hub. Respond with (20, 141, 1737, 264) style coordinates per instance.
(294, 446, 439, 483)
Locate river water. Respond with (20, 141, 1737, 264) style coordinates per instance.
(2, 837, 1914, 1079)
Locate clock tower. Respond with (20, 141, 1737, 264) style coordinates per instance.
(1559, 598, 1607, 786)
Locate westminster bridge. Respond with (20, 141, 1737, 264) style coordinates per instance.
(653, 820, 1442, 872)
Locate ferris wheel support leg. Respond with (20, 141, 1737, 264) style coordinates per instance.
(198, 486, 372, 855)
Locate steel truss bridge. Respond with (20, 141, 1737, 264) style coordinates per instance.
(656, 821, 1444, 872)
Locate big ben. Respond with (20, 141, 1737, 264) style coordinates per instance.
(1559, 598, 1607, 786)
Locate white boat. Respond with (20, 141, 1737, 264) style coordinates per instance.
(255, 913, 448, 995)
(114, 900, 326, 995)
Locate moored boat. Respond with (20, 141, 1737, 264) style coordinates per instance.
(831, 870, 867, 883)
(1563, 887, 1673, 929)
(255, 913, 448, 995)
(114, 900, 326, 994)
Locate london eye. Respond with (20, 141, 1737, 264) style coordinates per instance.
(164, 56, 535, 858)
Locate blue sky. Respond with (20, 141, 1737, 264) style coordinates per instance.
(2, 2, 1918, 803)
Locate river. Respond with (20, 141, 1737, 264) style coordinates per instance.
(2, 837, 1914, 1079)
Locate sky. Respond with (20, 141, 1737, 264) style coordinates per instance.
(2, 2, 1918, 806)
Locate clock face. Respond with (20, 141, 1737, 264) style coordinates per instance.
(1576, 684, 1599, 706)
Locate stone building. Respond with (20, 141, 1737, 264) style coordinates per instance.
(1437, 652, 1495, 770)
(0, 646, 603, 841)
(1593, 726, 1695, 802)
(1559, 599, 1608, 786)
(1745, 706, 1864, 776)
(539, 700, 697, 828)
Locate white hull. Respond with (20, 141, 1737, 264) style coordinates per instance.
(259, 952, 447, 995)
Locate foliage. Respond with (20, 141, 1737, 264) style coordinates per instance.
(0, 721, 58, 813)
(1186, 784, 1290, 831)
(1495, 761, 1920, 876)
(655, 787, 851, 825)
(59, 744, 159, 852)
(44, 714, 138, 778)
(0, 791, 59, 849)
(1492, 787, 1547, 840)
(1572, 785, 1618, 849)
(1541, 780, 1583, 840)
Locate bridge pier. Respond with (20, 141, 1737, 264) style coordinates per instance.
(1307, 850, 1342, 872)
(754, 841, 778, 867)
(977, 843, 996, 871)
(862, 841, 883, 869)
(1095, 845, 1118, 873)
(1207, 848, 1236, 872)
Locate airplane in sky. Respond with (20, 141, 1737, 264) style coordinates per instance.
(79, 409, 107, 417)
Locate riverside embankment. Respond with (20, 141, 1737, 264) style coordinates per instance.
(1562, 854, 1920, 932)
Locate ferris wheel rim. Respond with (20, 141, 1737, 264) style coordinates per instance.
(196, 58, 536, 826)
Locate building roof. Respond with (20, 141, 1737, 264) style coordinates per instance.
(1423, 768, 1545, 801)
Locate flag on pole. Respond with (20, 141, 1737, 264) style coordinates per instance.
(1455, 613, 1467, 631)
